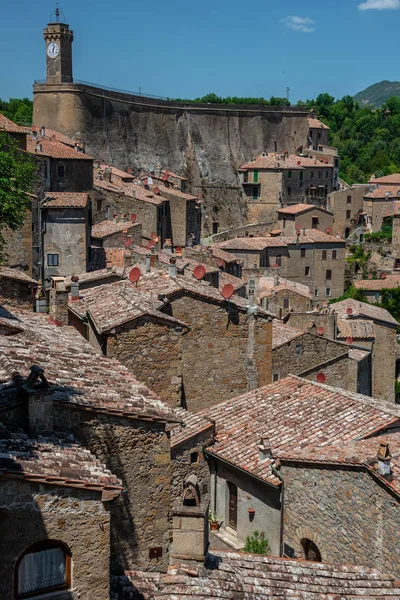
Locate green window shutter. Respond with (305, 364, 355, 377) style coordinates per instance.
(253, 170, 258, 183)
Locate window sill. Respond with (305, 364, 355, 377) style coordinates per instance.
(19, 589, 74, 600)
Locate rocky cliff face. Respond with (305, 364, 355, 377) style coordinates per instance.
(33, 83, 309, 232)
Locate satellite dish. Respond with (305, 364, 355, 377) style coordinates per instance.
(316, 372, 326, 384)
(326, 227, 332, 233)
(368, 273, 373, 279)
(154, 187, 161, 195)
(71, 275, 80, 282)
(317, 327, 324, 335)
(217, 259, 224, 267)
(346, 336, 353, 345)
(381, 273, 387, 279)
(297, 161, 301, 166)
(151, 232, 157, 240)
(129, 267, 141, 283)
(176, 246, 183, 253)
(221, 283, 235, 299)
(125, 238, 133, 248)
(193, 265, 206, 280)
(346, 307, 353, 315)
(147, 240, 155, 249)
(130, 214, 137, 222)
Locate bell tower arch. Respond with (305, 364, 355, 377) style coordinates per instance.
(43, 7, 73, 85)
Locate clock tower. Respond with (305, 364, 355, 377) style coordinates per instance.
(43, 8, 73, 85)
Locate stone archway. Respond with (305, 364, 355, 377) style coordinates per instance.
(292, 526, 325, 562)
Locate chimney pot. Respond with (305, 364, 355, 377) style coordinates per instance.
(169, 257, 177, 278)
(258, 436, 272, 462)
(377, 441, 392, 478)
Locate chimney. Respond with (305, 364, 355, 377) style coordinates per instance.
(164, 238, 172, 253)
(150, 251, 158, 267)
(35, 143, 42, 153)
(34, 285, 47, 313)
(24, 366, 53, 436)
(377, 441, 392, 478)
(70, 275, 80, 302)
(248, 279, 256, 307)
(169, 257, 177, 277)
(132, 188, 136, 200)
(145, 255, 151, 273)
(49, 278, 69, 324)
(258, 437, 272, 462)
(40, 125, 45, 137)
(124, 251, 132, 268)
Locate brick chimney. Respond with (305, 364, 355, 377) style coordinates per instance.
(377, 441, 392, 478)
(258, 436, 272, 462)
(49, 278, 69, 324)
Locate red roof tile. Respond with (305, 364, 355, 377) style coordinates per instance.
(43, 192, 89, 208)
(0, 267, 37, 284)
(364, 185, 400, 199)
(240, 153, 333, 171)
(308, 117, 330, 130)
(354, 275, 400, 291)
(368, 174, 400, 185)
(0, 114, 26, 134)
(27, 137, 93, 160)
(278, 203, 333, 216)
(91, 219, 140, 239)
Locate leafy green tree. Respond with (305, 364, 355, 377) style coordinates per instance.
(0, 97, 33, 125)
(0, 132, 35, 258)
(330, 285, 366, 305)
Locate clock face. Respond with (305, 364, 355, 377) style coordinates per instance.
(47, 42, 60, 59)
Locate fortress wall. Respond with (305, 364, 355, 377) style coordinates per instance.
(33, 83, 309, 232)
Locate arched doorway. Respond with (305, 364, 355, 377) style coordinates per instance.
(301, 538, 322, 562)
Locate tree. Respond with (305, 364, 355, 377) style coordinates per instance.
(0, 97, 33, 125)
(0, 132, 35, 259)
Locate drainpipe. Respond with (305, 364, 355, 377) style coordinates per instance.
(271, 462, 284, 558)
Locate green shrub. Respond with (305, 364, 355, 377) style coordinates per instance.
(243, 530, 271, 555)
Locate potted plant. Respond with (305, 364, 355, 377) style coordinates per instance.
(208, 511, 220, 531)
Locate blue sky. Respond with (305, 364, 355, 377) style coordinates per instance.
(1, 0, 400, 103)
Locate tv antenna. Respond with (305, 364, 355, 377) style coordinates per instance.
(50, 3, 66, 23)
(286, 87, 290, 102)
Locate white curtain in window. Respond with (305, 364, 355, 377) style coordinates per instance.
(18, 547, 66, 594)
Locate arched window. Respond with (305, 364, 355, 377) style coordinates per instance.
(15, 540, 71, 599)
(301, 538, 322, 562)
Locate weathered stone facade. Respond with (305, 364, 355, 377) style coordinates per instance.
(328, 186, 369, 239)
(0, 479, 111, 600)
(281, 461, 400, 578)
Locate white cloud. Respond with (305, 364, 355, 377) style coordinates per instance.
(281, 16, 316, 33)
(358, 0, 400, 9)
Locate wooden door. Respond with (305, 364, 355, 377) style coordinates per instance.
(228, 482, 237, 530)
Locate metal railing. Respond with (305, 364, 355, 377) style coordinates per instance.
(34, 79, 169, 101)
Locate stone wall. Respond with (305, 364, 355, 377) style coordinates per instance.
(328, 186, 368, 238)
(299, 352, 360, 394)
(33, 82, 308, 234)
(170, 428, 214, 502)
(281, 461, 400, 578)
(262, 289, 311, 316)
(0, 276, 34, 306)
(372, 322, 397, 402)
(106, 317, 186, 407)
(0, 478, 110, 600)
(48, 157, 93, 193)
(54, 407, 173, 573)
(99, 223, 142, 249)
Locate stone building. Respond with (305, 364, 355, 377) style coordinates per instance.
(363, 185, 400, 233)
(0, 267, 37, 306)
(238, 153, 335, 223)
(216, 230, 346, 301)
(307, 116, 330, 151)
(353, 274, 400, 303)
(328, 185, 370, 239)
(333, 299, 398, 403)
(257, 276, 313, 315)
(0, 113, 27, 149)
(199, 375, 400, 577)
(39, 192, 91, 286)
(277, 204, 334, 235)
(66, 272, 273, 411)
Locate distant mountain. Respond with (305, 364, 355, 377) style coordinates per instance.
(353, 80, 400, 108)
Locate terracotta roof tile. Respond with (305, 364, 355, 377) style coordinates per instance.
(364, 185, 400, 199)
(27, 137, 93, 160)
(278, 203, 333, 216)
(0, 423, 123, 492)
(333, 299, 398, 327)
(368, 174, 400, 185)
(336, 319, 375, 340)
(215, 230, 342, 251)
(0, 267, 37, 285)
(0, 114, 26, 134)
(171, 408, 214, 447)
(0, 306, 178, 423)
(354, 275, 400, 291)
(240, 153, 333, 171)
(199, 375, 400, 487)
(308, 117, 330, 130)
(43, 192, 89, 208)
(129, 550, 400, 599)
(258, 276, 313, 300)
(272, 321, 304, 348)
(91, 219, 140, 239)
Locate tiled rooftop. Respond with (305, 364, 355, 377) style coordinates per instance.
(0, 267, 37, 284)
(64, 266, 126, 288)
(272, 321, 304, 348)
(258, 276, 313, 300)
(0, 114, 26, 134)
(240, 153, 333, 171)
(336, 319, 375, 340)
(210, 247, 240, 263)
(93, 177, 165, 206)
(170, 408, 214, 448)
(43, 192, 89, 208)
(308, 117, 330, 130)
(369, 174, 400, 185)
(0, 306, 178, 423)
(27, 137, 93, 160)
(278, 203, 333, 216)
(215, 230, 343, 251)
(199, 375, 400, 487)
(91, 219, 140, 239)
(333, 299, 398, 327)
(100, 164, 135, 180)
(354, 276, 400, 290)
(364, 185, 400, 199)
(0, 423, 123, 493)
(128, 550, 400, 599)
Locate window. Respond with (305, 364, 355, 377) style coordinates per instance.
(47, 254, 59, 267)
(347, 195, 352, 204)
(190, 451, 199, 464)
(253, 170, 258, 183)
(312, 217, 319, 229)
(325, 170, 329, 178)
(332, 250, 337, 260)
(15, 540, 71, 599)
(57, 164, 65, 178)
(96, 199, 102, 212)
(322, 250, 327, 260)
(395, 259, 400, 269)
(314, 288, 318, 297)
(252, 186, 259, 200)
(283, 298, 290, 310)
(346, 210, 351, 219)
(273, 373, 280, 382)
(212, 222, 219, 234)
(301, 248, 306, 258)
(311, 171, 314, 178)
(276, 255, 282, 267)
(283, 218, 286, 229)
(243, 171, 248, 183)
(326, 269, 332, 280)
(295, 344, 303, 356)
(288, 186, 291, 196)
(288, 170, 292, 178)
(301, 539, 322, 562)
(318, 171, 321, 179)
(326, 288, 332, 297)
(300, 171, 303, 181)
(305, 266, 310, 276)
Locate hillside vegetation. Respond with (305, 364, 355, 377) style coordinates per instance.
(0, 98, 33, 126)
(353, 81, 400, 108)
